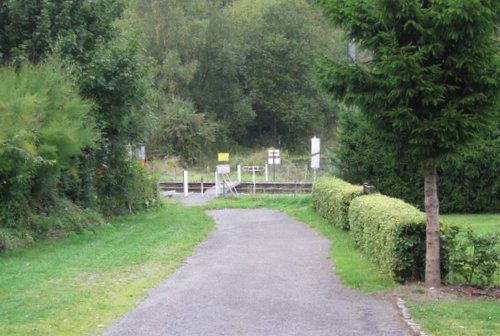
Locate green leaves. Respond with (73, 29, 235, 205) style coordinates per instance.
(0, 61, 97, 227)
(319, 0, 500, 166)
(312, 177, 364, 230)
(349, 194, 427, 282)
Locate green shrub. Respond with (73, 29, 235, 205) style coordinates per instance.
(349, 194, 426, 282)
(443, 228, 499, 287)
(312, 177, 363, 230)
(0, 61, 97, 229)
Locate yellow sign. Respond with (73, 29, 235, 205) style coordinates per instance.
(218, 153, 230, 162)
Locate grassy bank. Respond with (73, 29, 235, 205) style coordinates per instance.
(0, 200, 213, 336)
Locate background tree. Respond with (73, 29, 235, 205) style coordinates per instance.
(318, 0, 499, 286)
(130, 0, 344, 162)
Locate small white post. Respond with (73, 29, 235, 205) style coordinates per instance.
(183, 170, 189, 197)
(237, 164, 242, 182)
(215, 172, 219, 197)
(265, 164, 269, 182)
(252, 169, 256, 194)
(201, 177, 204, 198)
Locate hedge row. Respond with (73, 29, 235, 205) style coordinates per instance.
(312, 177, 364, 230)
(349, 194, 426, 282)
(312, 177, 427, 282)
(312, 177, 498, 285)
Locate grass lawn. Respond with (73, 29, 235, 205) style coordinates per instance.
(441, 214, 499, 234)
(407, 299, 499, 336)
(206, 195, 395, 292)
(0, 200, 213, 336)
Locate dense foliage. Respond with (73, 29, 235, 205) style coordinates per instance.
(312, 177, 363, 230)
(0, 62, 102, 249)
(445, 229, 499, 286)
(132, 0, 343, 163)
(334, 107, 500, 213)
(0, 0, 158, 250)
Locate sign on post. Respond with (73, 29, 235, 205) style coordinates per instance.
(218, 153, 230, 162)
(311, 137, 320, 169)
(217, 164, 231, 174)
(268, 149, 280, 165)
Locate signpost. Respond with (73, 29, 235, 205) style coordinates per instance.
(218, 153, 229, 162)
(268, 149, 280, 181)
(311, 137, 320, 181)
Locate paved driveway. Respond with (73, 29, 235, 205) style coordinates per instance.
(105, 209, 410, 336)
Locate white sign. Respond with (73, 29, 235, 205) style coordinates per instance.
(217, 164, 230, 174)
(268, 158, 281, 165)
(268, 149, 280, 157)
(268, 149, 280, 165)
(243, 166, 264, 172)
(311, 137, 320, 169)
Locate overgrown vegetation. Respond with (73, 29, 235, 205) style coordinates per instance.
(0, 200, 214, 335)
(0, 62, 101, 250)
(0, 0, 158, 249)
(132, 0, 343, 164)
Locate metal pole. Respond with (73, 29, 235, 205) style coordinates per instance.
(273, 154, 276, 181)
(201, 177, 204, 197)
(215, 172, 219, 197)
(183, 170, 188, 197)
(265, 164, 269, 182)
(237, 164, 242, 182)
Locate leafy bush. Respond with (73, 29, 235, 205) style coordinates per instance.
(443, 228, 499, 287)
(0, 61, 97, 229)
(335, 107, 499, 213)
(147, 96, 218, 166)
(349, 194, 426, 282)
(312, 177, 363, 230)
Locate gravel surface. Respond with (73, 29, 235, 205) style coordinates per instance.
(105, 209, 411, 336)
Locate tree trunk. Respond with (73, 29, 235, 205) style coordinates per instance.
(424, 165, 441, 287)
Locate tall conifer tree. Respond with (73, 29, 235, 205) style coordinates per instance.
(318, 0, 499, 286)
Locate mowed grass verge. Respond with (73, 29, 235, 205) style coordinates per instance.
(441, 213, 499, 234)
(206, 195, 395, 292)
(407, 299, 499, 336)
(207, 195, 499, 336)
(0, 200, 214, 336)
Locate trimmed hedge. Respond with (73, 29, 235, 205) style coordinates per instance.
(349, 194, 426, 282)
(312, 177, 364, 230)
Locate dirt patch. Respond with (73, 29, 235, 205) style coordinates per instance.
(440, 285, 500, 299)
(385, 283, 499, 302)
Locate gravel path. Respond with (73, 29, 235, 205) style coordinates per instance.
(105, 209, 410, 336)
